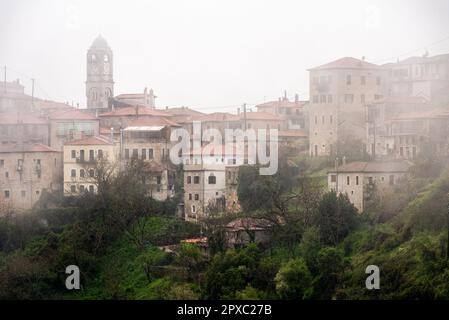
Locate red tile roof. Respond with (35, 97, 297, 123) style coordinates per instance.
(329, 161, 411, 173)
(49, 109, 98, 120)
(309, 57, 381, 70)
(164, 107, 205, 116)
(256, 99, 307, 109)
(64, 135, 113, 146)
(195, 112, 240, 122)
(240, 111, 282, 121)
(99, 106, 172, 117)
(0, 143, 59, 153)
(34, 99, 73, 110)
(128, 117, 181, 127)
(0, 112, 48, 125)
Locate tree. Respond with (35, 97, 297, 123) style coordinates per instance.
(275, 258, 313, 299)
(315, 191, 359, 246)
(311, 247, 345, 299)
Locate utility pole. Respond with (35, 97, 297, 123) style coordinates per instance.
(243, 103, 247, 130)
(3, 65, 6, 94)
(31, 78, 35, 110)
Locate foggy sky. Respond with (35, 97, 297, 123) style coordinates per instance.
(1, 0, 449, 113)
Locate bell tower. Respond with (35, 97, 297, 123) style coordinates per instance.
(86, 35, 114, 111)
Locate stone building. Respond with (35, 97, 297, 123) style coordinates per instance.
(255, 93, 308, 130)
(0, 143, 62, 210)
(327, 160, 411, 212)
(0, 112, 49, 145)
(121, 118, 179, 201)
(384, 53, 449, 106)
(308, 57, 389, 156)
(114, 87, 156, 109)
(183, 144, 244, 222)
(63, 136, 117, 195)
(49, 109, 100, 151)
(86, 35, 114, 112)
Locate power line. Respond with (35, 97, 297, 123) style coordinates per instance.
(370, 34, 449, 64)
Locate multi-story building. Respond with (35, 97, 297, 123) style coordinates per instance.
(49, 109, 100, 151)
(63, 136, 117, 195)
(0, 112, 49, 145)
(0, 143, 62, 210)
(308, 57, 389, 156)
(384, 53, 449, 106)
(255, 93, 308, 130)
(121, 118, 179, 201)
(328, 160, 411, 212)
(183, 144, 244, 222)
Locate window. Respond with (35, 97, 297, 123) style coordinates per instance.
(368, 177, 373, 184)
(330, 115, 333, 124)
(98, 149, 103, 159)
(347, 176, 350, 185)
(361, 76, 366, 85)
(0, 159, 3, 168)
(389, 175, 395, 185)
(331, 175, 337, 182)
(356, 176, 359, 185)
(156, 176, 161, 185)
(71, 169, 76, 177)
(89, 169, 95, 178)
(148, 149, 154, 159)
(71, 150, 76, 159)
(132, 149, 138, 159)
(320, 95, 326, 103)
(79, 150, 85, 161)
(346, 75, 352, 85)
(194, 176, 200, 184)
(191, 205, 196, 213)
(70, 185, 76, 193)
(89, 185, 94, 192)
(80, 169, 85, 178)
(187, 176, 192, 184)
(208, 175, 216, 184)
(89, 150, 94, 161)
(4, 190, 10, 198)
(125, 149, 130, 159)
(194, 194, 199, 200)
(79, 185, 85, 193)
(141, 149, 146, 160)
(189, 194, 192, 200)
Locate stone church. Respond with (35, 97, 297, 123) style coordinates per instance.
(86, 35, 156, 114)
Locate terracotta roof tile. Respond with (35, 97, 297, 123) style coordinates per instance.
(309, 57, 381, 70)
(240, 111, 282, 121)
(0, 143, 59, 153)
(64, 135, 113, 146)
(0, 112, 48, 125)
(128, 117, 181, 127)
(99, 106, 172, 117)
(49, 109, 98, 120)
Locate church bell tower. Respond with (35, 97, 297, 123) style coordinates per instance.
(86, 35, 114, 111)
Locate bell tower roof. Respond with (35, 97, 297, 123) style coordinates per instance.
(90, 34, 110, 49)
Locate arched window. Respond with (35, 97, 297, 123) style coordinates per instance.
(91, 54, 97, 62)
(80, 169, 85, 178)
(208, 174, 216, 184)
(89, 169, 95, 178)
(104, 54, 109, 62)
